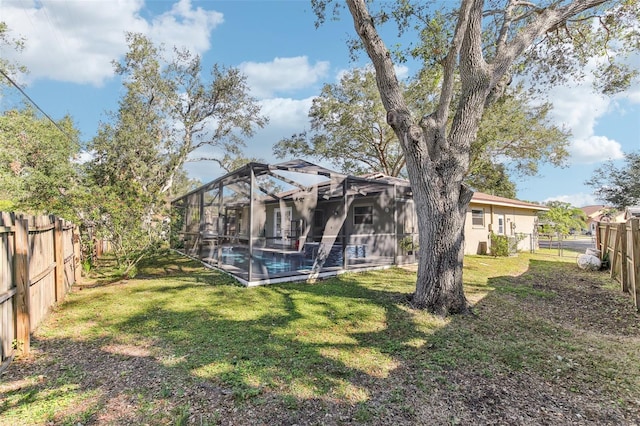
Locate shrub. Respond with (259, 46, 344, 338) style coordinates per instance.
(490, 233, 526, 257)
(490, 233, 511, 257)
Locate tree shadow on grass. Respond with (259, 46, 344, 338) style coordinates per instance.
(79, 250, 229, 288)
(1, 257, 638, 425)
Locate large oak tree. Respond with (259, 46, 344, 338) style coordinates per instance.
(274, 67, 568, 198)
(312, 0, 638, 314)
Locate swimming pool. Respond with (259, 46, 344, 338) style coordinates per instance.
(216, 244, 350, 276)
(198, 242, 389, 283)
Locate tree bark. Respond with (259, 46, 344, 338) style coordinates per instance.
(410, 166, 472, 314)
(347, 0, 476, 315)
(345, 0, 612, 315)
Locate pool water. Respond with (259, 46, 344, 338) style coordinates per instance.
(218, 249, 304, 275)
(218, 246, 343, 276)
(211, 243, 372, 279)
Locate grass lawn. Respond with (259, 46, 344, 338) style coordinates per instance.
(0, 250, 639, 425)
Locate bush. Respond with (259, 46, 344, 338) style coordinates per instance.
(490, 233, 511, 257)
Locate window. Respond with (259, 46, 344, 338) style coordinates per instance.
(354, 205, 373, 225)
(471, 209, 484, 227)
(497, 215, 505, 234)
(274, 207, 292, 239)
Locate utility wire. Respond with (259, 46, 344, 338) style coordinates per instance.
(0, 68, 75, 143)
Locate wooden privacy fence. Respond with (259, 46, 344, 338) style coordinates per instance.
(596, 218, 640, 311)
(0, 213, 80, 367)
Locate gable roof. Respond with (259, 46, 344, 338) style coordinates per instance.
(361, 172, 548, 211)
(625, 206, 640, 219)
(581, 205, 608, 218)
(470, 192, 549, 211)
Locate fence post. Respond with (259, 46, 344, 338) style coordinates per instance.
(630, 219, 640, 312)
(73, 226, 81, 283)
(14, 215, 30, 354)
(95, 238, 102, 258)
(611, 223, 622, 283)
(602, 224, 610, 262)
(620, 222, 628, 293)
(54, 218, 65, 302)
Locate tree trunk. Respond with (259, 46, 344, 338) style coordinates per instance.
(347, 0, 476, 315)
(344, 0, 616, 315)
(410, 169, 472, 314)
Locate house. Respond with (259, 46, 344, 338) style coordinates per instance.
(581, 205, 625, 234)
(362, 174, 549, 255)
(624, 206, 640, 220)
(464, 192, 549, 255)
(582, 205, 608, 235)
(171, 160, 548, 285)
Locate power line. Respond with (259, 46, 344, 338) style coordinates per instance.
(0, 68, 75, 142)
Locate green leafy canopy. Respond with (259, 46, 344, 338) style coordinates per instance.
(0, 108, 81, 218)
(586, 152, 640, 209)
(82, 33, 267, 273)
(274, 68, 569, 198)
(539, 201, 587, 236)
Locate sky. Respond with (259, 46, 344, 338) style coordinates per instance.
(1, 0, 639, 207)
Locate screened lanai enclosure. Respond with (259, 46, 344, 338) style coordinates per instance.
(170, 160, 418, 285)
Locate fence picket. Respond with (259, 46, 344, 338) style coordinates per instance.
(14, 216, 30, 355)
(630, 219, 640, 310)
(610, 223, 621, 282)
(598, 218, 640, 312)
(54, 218, 64, 302)
(620, 222, 628, 293)
(0, 212, 79, 370)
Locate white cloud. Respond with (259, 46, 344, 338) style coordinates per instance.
(544, 193, 597, 208)
(626, 90, 640, 104)
(569, 135, 625, 164)
(1, 0, 223, 86)
(147, 0, 223, 54)
(544, 78, 628, 165)
(547, 85, 608, 139)
(526, 48, 640, 168)
(394, 64, 410, 80)
(259, 96, 314, 129)
(73, 150, 94, 165)
(240, 56, 329, 98)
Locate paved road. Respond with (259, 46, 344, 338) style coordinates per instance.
(538, 236, 596, 253)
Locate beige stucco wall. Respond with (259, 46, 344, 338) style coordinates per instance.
(464, 202, 540, 255)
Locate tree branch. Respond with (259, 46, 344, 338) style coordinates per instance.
(434, 0, 476, 128)
(345, 0, 410, 130)
(490, 0, 609, 88)
(186, 156, 220, 163)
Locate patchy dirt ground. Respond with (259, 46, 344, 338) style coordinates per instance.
(1, 259, 639, 425)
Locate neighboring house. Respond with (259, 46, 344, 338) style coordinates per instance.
(171, 160, 548, 285)
(625, 206, 640, 220)
(465, 193, 549, 255)
(363, 174, 549, 255)
(581, 205, 625, 234)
